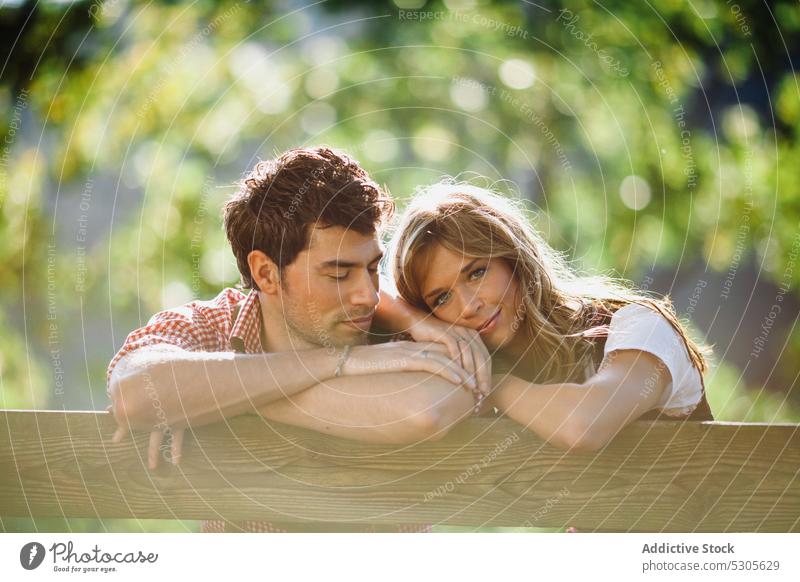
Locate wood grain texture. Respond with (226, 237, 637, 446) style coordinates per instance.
(1, 410, 798, 531)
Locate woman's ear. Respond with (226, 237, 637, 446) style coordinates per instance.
(247, 250, 281, 294)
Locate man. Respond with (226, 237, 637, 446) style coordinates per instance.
(107, 146, 479, 532)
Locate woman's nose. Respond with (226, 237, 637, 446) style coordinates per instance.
(460, 291, 485, 320)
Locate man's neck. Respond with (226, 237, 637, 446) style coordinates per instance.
(257, 293, 318, 353)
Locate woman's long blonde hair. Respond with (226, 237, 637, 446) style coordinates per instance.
(390, 180, 711, 384)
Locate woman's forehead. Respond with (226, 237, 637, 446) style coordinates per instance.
(418, 244, 484, 289)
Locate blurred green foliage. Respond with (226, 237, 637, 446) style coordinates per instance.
(1, 0, 800, 531)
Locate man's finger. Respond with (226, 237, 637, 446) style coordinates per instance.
(170, 428, 185, 465)
(111, 425, 128, 444)
(148, 430, 164, 470)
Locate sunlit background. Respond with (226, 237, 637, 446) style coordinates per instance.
(2, 0, 799, 531)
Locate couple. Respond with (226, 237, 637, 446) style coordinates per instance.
(107, 146, 713, 532)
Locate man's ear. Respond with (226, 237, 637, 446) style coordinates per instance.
(247, 250, 281, 294)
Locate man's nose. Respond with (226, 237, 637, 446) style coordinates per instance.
(349, 271, 380, 309)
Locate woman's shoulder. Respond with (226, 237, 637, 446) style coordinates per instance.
(609, 301, 662, 320)
(603, 301, 705, 417)
(605, 302, 686, 360)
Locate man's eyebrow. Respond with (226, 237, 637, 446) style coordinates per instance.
(318, 251, 384, 270)
(423, 258, 479, 300)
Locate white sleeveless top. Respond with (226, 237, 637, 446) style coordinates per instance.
(584, 303, 705, 417)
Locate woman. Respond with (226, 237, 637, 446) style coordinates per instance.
(377, 180, 714, 452)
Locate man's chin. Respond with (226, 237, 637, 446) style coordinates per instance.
(330, 325, 369, 346)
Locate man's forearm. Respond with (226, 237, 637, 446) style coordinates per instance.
(109, 347, 340, 431)
(257, 371, 475, 444)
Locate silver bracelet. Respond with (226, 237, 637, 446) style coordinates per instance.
(472, 392, 485, 415)
(334, 344, 352, 377)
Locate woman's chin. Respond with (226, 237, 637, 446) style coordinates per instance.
(481, 331, 506, 351)
(486, 327, 520, 353)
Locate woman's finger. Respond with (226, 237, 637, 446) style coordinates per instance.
(471, 339, 492, 396)
(456, 336, 471, 371)
(460, 337, 477, 389)
(442, 336, 461, 363)
(434, 353, 476, 390)
(148, 430, 164, 470)
(410, 351, 473, 388)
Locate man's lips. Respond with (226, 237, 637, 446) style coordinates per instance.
(477, 308, 501, 334)
(342, 315, 373, 331)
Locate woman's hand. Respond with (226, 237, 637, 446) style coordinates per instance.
(406, 315, 492, 400)
(343, 341, 477, 393)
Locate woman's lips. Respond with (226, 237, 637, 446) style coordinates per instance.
(477, 308, 501, 335)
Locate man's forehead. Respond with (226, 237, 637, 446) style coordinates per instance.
(305, 225, 382, 259)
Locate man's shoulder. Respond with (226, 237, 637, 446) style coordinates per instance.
(196, 287, 248, 314)
(149, 287, 246, 328)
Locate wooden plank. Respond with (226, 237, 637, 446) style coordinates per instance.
(0, 410, 798, 531)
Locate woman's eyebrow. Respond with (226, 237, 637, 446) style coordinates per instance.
(423, 258, 479, 299)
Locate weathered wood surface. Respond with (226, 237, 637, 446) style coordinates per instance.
(1, 410, 798, 531)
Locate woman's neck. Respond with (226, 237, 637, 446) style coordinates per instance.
(495, 328, 539, 379)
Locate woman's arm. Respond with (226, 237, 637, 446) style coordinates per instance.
(491, 349, 671, 452)
(375, 288, 418, 331)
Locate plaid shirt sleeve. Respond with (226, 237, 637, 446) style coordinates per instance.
(106, 305, 220, 384)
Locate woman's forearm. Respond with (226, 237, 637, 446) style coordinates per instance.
(491, 374, 617, 451)
(492, 349, 670, 451)
(375, 289, 419, 332)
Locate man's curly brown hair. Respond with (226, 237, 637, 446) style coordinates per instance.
(224, 146, 394, 289)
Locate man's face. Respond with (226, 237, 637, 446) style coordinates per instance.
(277, 225, 383, 349)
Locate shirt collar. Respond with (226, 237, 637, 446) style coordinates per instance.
(230, 289, 264, 354)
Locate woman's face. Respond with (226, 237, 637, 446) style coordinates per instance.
(415, 243, 524, 351)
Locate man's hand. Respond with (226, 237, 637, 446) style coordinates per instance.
(107, 404, 185, 470)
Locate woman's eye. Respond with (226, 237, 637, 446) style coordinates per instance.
(328, 273, 348, 281)
(470, 267, 487, 280)
(434, 291, 452, 308)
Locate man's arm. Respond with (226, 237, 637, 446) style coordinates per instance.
(109, 335, 474, 430)
(108, 345, 342, 432)
(256, 371, 476, 444)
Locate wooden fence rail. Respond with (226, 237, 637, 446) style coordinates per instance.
(1, 410, 798, 532)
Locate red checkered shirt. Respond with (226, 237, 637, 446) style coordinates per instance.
(107, 287, 431, 533)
